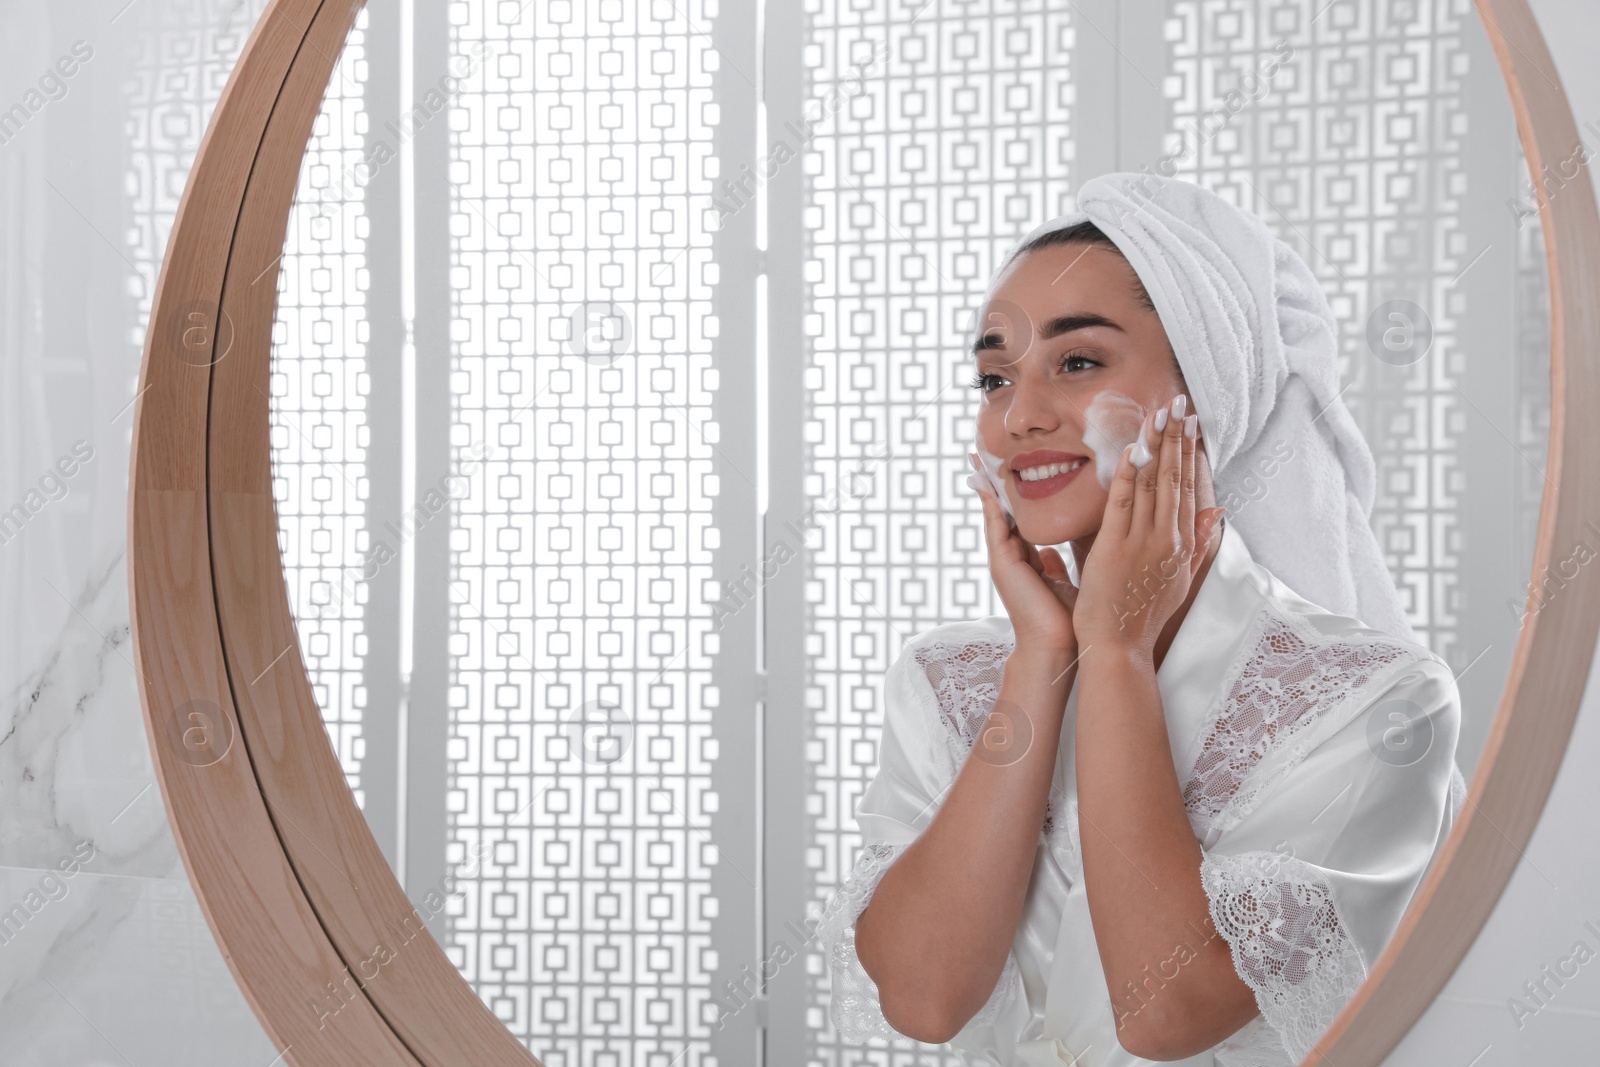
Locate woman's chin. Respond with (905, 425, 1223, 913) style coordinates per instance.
(1011, 475, 1106, 543)
(1014, 509, 1096, 548)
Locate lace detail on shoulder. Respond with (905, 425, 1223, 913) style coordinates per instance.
(913, 637, 1014, 751)
(1183, 610, 1425, 841)
(817, 841, 1020, 1044)
(912, 635, 1067, 841)
(1200, 850, 1366, 1064)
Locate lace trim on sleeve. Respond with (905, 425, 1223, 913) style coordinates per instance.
(1183, 610, 1426, 843)
(818, 840, 1021, 1044)
(1200, 849, 1366, 1064)
(912, 636, 1071, 843)
(913, 638, 1014, 754)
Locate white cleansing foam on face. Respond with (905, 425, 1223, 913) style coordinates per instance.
(1081, 390, 1148, 488)
(970, 435, 1017, 527)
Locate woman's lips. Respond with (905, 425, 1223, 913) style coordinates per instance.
(1013, 461, 1088, 499)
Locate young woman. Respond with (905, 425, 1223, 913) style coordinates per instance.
(818, 173, 1467, 1066)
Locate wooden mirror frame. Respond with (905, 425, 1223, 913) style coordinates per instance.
(126, 0, 1600, 1063)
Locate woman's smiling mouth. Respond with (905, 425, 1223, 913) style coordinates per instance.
(1010, 449, 1091, 499)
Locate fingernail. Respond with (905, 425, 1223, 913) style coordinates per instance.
(1171, 394, 1186, 419)
(966, 473, 982, 492)
(1183, 413, 1197, 439)
(1130, 439, 1153, 468)
(1154, 408, 1169, 432)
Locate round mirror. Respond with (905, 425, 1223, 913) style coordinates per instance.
(127, 0, 1599, 1063)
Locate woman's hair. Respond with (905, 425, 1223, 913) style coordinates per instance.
(1013, 220, 1159, 315)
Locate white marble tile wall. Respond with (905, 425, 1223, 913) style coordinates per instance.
(1, 0, 278, 1061)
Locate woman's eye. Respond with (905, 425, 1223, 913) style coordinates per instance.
(966, 351, 1094, 395)
(969, 353, 1095, 392)
(1060, 351, 1100, 373)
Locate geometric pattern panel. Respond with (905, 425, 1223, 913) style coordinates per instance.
(1168, 0, 1471, 658)
(446, 2, 721, 1060)
(125, 0, 270, 355)
(269, 10, 372, 802)
(1510, 142, 1551, 613)
(800, 2, 1074, 1063)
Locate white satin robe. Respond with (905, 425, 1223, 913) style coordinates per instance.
(819, 521, 1468, 1066)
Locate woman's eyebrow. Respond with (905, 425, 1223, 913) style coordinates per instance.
(1040, 311, 1125, 338)
(971, 310, 1125, 356)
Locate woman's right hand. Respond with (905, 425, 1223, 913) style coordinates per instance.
(969, 453, 1079, 656)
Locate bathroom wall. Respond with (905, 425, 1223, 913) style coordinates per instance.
(0, 1, 279, 1062)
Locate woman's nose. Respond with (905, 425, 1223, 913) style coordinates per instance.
(1003, 377, 1069, 436)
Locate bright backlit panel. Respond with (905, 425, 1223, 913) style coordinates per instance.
(445, 2, 722, 1060)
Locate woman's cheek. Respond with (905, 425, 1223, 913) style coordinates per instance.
(1081, 390, 1147, 488)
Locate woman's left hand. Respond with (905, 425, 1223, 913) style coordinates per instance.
(1073, 395, 1225, 661)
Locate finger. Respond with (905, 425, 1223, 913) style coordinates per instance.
(1178, 405, 1197, 574)
(1153, 394, 1186, 546)
(1130, 405, 1162, 533)
(968, 455, 1006, 548)
(1040, 547, 1079, 605)
(1102, 438, 1140, 543)
(971, 455, 1028, 562)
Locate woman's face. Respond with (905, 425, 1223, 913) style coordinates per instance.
(972, 240, 1191, 548)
